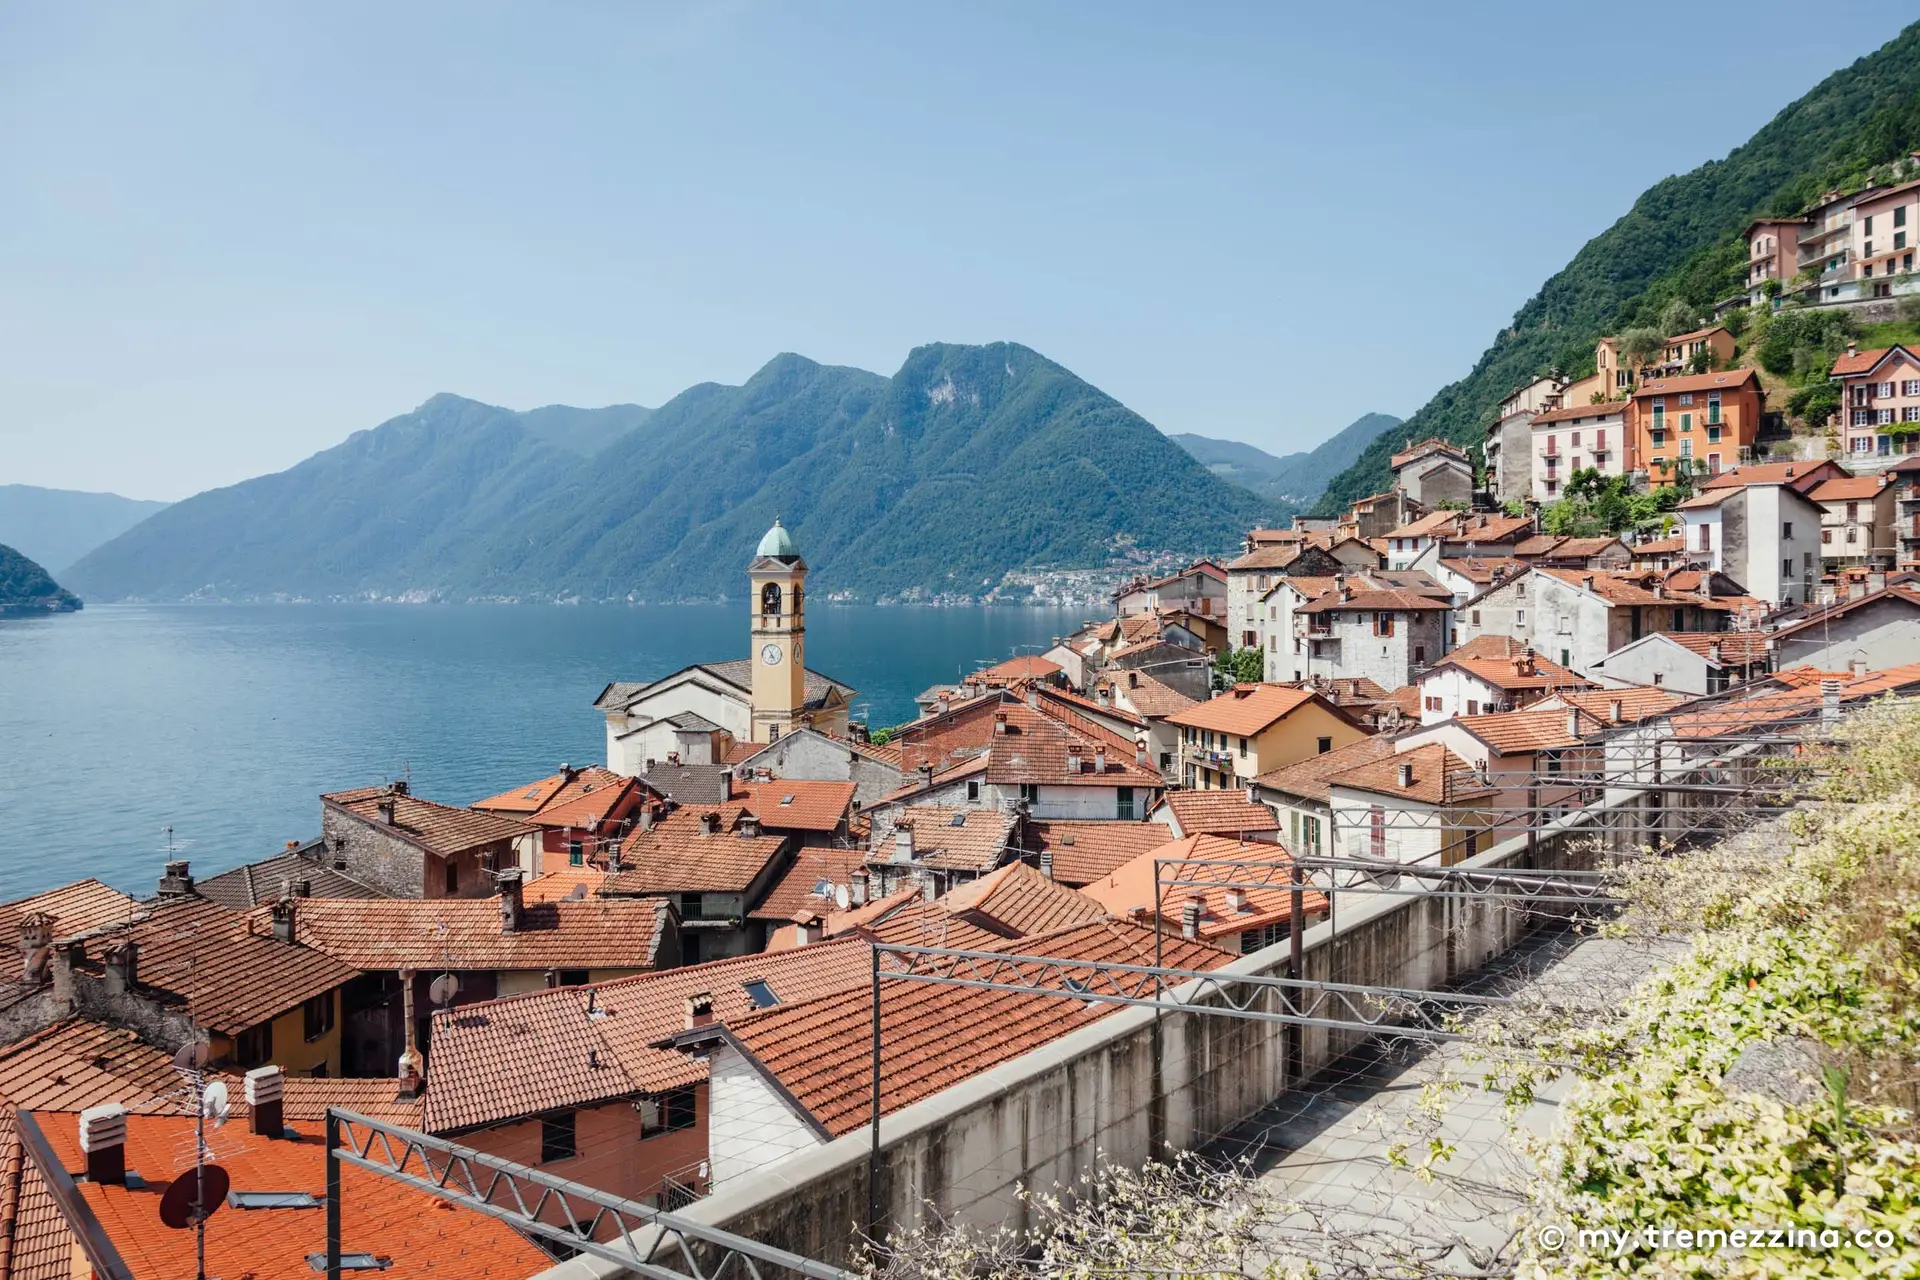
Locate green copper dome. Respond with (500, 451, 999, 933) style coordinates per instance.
(756, 518, 797, 559)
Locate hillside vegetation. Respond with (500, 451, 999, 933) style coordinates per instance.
(1318, 20, 1920, 512)
(66, 343, 1285, 603)
(0, 544, 82, 615)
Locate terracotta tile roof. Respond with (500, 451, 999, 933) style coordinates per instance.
(1080, 836, 1325, 943)
(1426, 650, 1593, 693)
(1630, 368, 1759, 398)
(6, 1114, 71, 1280)
(1383, 684, 1423, 717)
(1021, 821, 1174, 887)
(1295, 586, 1451, 613)
(0, 1021, 188, 1115)
(748, 845, 868, 923)
(279, 1077, 427, 1128)
(1166, 684, 1320, 736)
(721, 920, 1232, 1136)
(322, 788, 537, 857)
(1332, 743, 1494, 804)
(984, 706, 1161, 788)
(1700, 459, 1841, 493)
(1389, 438, 1469, 468)
(1534, 568, 1732, 609)
(1099, 668, 1198, 718)
(266, 894, 671, 972)
(732, 779, 857, 834)
(521, 863, 614, 904)
(966, 655, 1062, 684)
(1633, 536, 1687, 555)
(1289, 676, 1393, 707)
(194, 846, 389, 910)
(76, 898, 360, 1037)
(1028, 683, 1147, 728)
(1153, 791, 1280, 838)
(1770, 585, 1920, 639)
(0, 880, 140, 944)
(722, 739, 763, 765)
(1527, 401, 1626, 425)
(1653, 631, 1773, 664)
(600, 802, 791, 895)
(1253, 735, 1396, 803)
(1384, 510, 1463, 540)
(1438, 557, 1527, 585)
(522, 775, 649, 831)
(936, 861, 1108, 936)
(1438, 513, 1535, 544)
(424, 937, 875, 1129)
(27, 1109, 550, 1278)
(874, 807, 1018, 873)
(854, 902, 1010, 951)
(1810, 474, 1889, 501)
(1830, 345, 1908, 376)
(1267, 575, 1341, 602)
(1454, 706, 1604, 756)
(1225, 545, 1310, 571)
(1667, 324, 1729, 344)
(1538, 687, 1690, 725)
(848, 737, 904, 768)
(471, 765, 629, 816)
(878, 754, 989, 804)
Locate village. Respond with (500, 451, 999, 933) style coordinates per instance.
(6, 356, 1920, 1276)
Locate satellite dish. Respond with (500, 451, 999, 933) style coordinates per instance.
(159, 1164, 229, 1230)
(202, 1080, 230, 1128)
(172, 1041, 209, 1071)
(834, 885, 851, 910)
(566, 883, 588, 901)
(429, 973, 460, 1007)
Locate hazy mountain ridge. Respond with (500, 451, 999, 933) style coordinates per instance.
(0, 543, 82, 615)
(1173, 411, 1401, 502)
(65, 343, 1290, 603)
(0, 485, 170, 575)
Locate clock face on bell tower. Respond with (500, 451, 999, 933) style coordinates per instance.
(760, 643, 782, 665)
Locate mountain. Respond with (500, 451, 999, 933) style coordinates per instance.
(1173, 411, 1401, 503)
(1316, 20, 1920, 513)
(65, 343, 1288, 603)
(0, 544, 82, 615)
(516, 404, 653, 456)
(0, 485, 169, 575)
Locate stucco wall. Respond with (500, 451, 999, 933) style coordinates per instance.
(1775, 598, 1920, 671)
(707, 1045, 825, 1186)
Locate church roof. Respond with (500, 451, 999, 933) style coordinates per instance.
(596, 659, 856, 713)
(756, 519, 799, 560)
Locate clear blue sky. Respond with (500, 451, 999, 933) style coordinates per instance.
(3, 2, 1915, 501)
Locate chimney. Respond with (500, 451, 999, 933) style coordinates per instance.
(494, 869, 524, 933)
(994, 711, 1008, 734)
(1851, 656, 1869, 677)
(1785, 465, 1795, 479)
(638, 804, 656, 832)
(269, 896, 297, 946)
(1039, 850, 1054, 880)
(156, 860, 194, 900)
(667, 752, 681, 766)
(1179, 896, 1203, 940)
(700, 811, 720, 835)
(1224, 888, 1247, 913)
(1096, 686, 1110, 707)
(739, 814, 760, 839)
(1652, 582, 1666, 600)
(18, 912, 53, 986)
(1127, 671, 1139, 688)
(77, 1104, 127, 1186)
(396, 1053, 424, 1100)
(850, 870, 869, 907)
(1701, 574, 1714, 602)
(1582, 574, 1595, 591)
(1026, 687, 1040, 709)
(102, 941, 138, 997)
(937, 694, 950, 715)
(893, 824, 915, 864)
(245, 1065, 285, 1139)
(293, 878, 311, 898)
(1566, 708, 1581, 740)
(921, 877, 937, 903)
(1708, 641, 1723, 666)
(1821, 677, 1842, 725)
(1608, 698, 1623, 725)
(685, 992, 714, 1029)
(1397, 762, 1413, 789)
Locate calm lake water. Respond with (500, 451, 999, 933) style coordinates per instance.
(0, 603, 1083, 899)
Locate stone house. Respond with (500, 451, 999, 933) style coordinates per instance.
(321, 783, 540, 899)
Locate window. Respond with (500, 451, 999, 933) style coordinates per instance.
(541, 1111, 578, 1163)
(1467, 700, 1479, 716)
(1117, 786, 1136, 820)
(303, 993, 334, 1043)
(1707, 395, 1722, 424)
(1900, 231, 1910, 251)
(1822, 528, 1833, 544)
(1237, 736, 1248, 753)
(1470, 609, 1481, 626)
(1300, 815, 1321, 855)
(1373, 612, 1395, 636)
(1652, 673, 1665, 686)
(1424, 696, 1442, 711)
(1847, 526, 1859, 544)
(234, 1022, 272, 1068)
(1905, 380, 1920, 397)
(1018, 783, 1040, 804)
(1571, 431, 1581, 446)
(1847, 501, 1859, 522)
(639, 1088, 698, 1138)
(444, 859, 459, 895)
(1316, 737, 1332, 755)
(966, 779, 980, 801)
(1560, 648, 1570, 668)
(1707, 425, 1722, 443)
(1782, 522, 1793, 538)
(1906, 406, 1920, 423)
(1413, 644, 1426, 663)
(1708, 453, 1721, 473)
(558, 970, 589, 986)
(1783, 560, 1795, 578)
(1651, 430, 1666, 447)
(1898, 206, 1909, 228)
(742, 980, 778, 1009)
(1868, 215, 1877, 235)
(1880, 408, 1898, 426)
(1680, 439, 1693, 459)
(1516, 609, 1526, 625)
(568, 840, 584, 867)
(1678, 393, 1694, 406)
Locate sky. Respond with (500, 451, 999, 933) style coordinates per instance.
(3, 3, 1916, 502)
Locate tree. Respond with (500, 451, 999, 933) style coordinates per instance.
(1619, 327, 1664, 368)
(1658, 296, 1701, 337)
(1213, 647, 1264, 687)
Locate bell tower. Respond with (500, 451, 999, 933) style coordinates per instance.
(749, 519, 808, 742)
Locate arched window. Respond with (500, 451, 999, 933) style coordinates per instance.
(761, 583, 782, 616)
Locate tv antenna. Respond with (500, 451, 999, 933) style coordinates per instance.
(161, 1037, 228, 1279)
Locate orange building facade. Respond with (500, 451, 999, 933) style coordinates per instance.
(1628, 369, 1765, 485)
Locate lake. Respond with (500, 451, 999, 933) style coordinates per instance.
(0, 603, 1086, 899)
